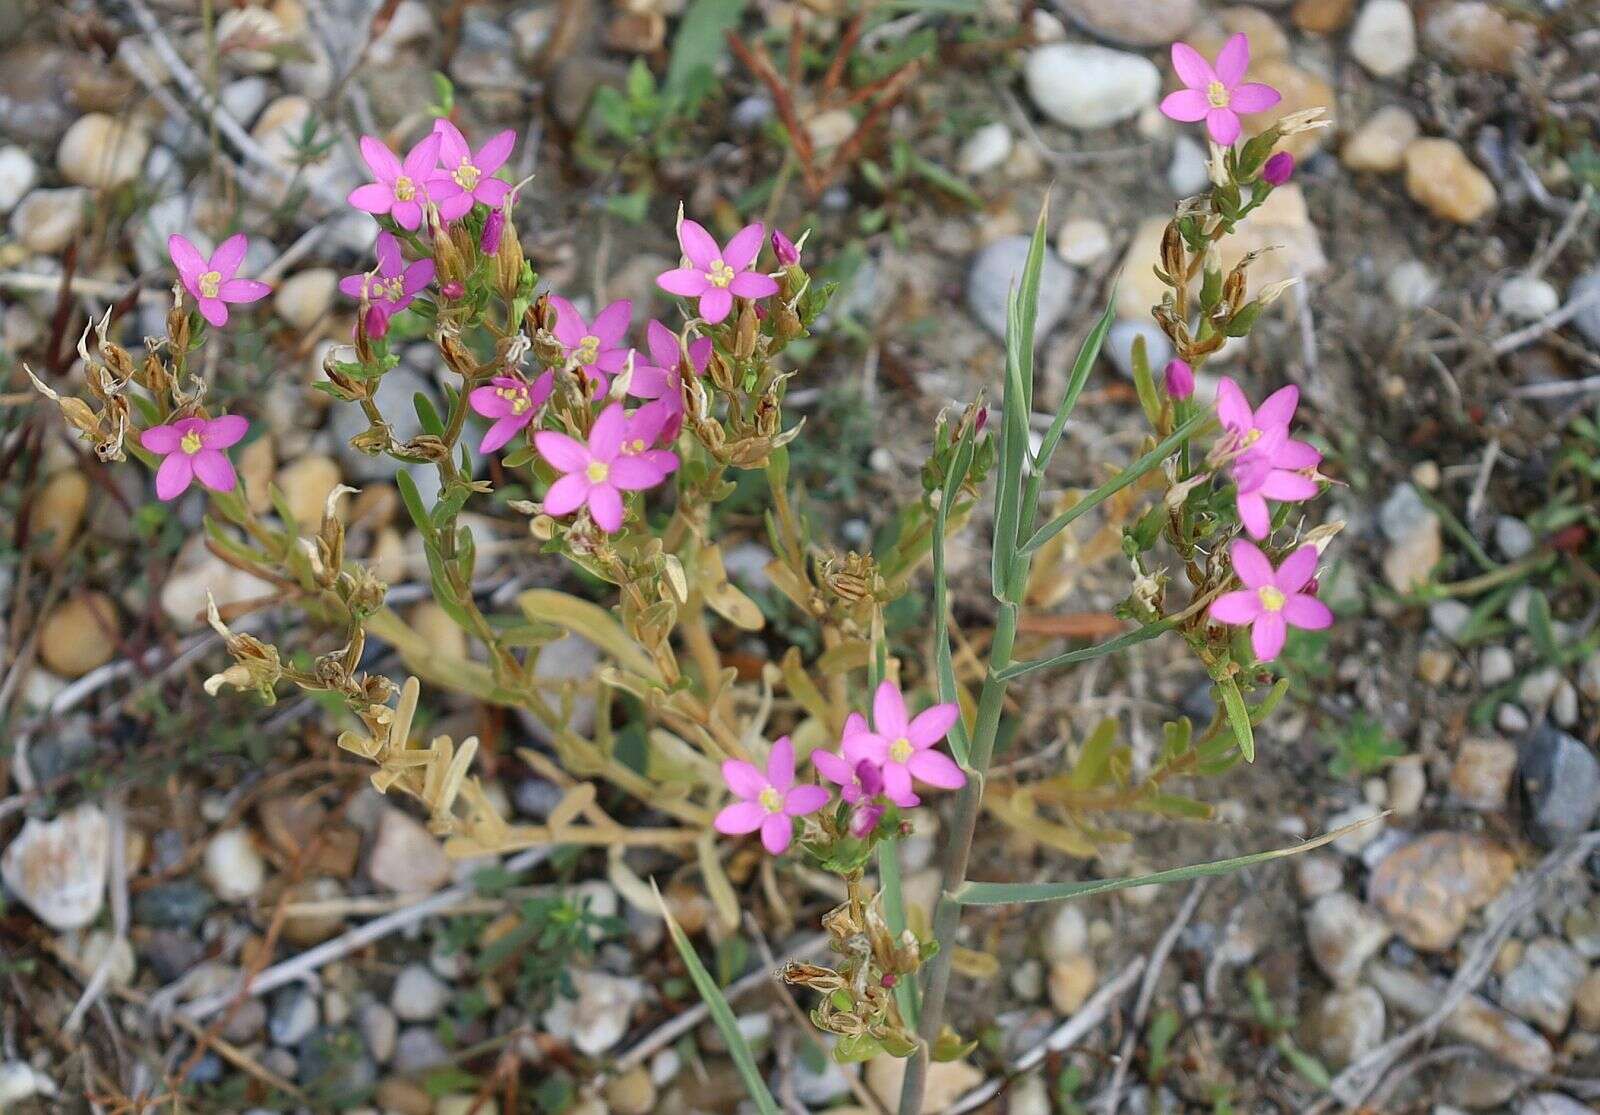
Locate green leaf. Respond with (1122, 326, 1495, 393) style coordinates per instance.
(395, 469, 435, 541)
(1130, 334, 1163, 429)
(991, 202, 1050, 601)
(665, 0, 747, 105)
(1030, 291, 1116, 473)
(952, 818, 1374, 905)
(1022, 410, 1212, 555)
(1218, 677, 1255, 763)
(654, 884, 779, 1115)
(414, 392, 445, 438)
(1528, 590, 1556, 660)
(1000, 616, 1179, 681)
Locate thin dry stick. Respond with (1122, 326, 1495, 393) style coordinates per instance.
(1311, 831, 1600, 1113)
(1492, 288, 1600, 357)
(1099, 879, 1209, 1113)
(180, 846, 553, 1020)
(941, 957, 1147, 1115)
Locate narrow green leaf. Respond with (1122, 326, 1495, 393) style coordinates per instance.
(1218, 677, 1255, 763)
(1031, 292, 1116, 473)
(653, 884, 780, 1115)
(991, 204, 1050, 600)
(999, 616, 1178, 681)
(414, 392, 445, 438)
(1129, 334, 1163, 429)
(665, 0, 747, 104)
(952, 818, 1376, 905)
(1022, 411, 1212, 555)
(395, 469, 435, 541)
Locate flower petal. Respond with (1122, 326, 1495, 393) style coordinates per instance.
(687, 337, 712, 373)
(843, 732, 888, 765)
(1254, 384, 1299, 430)
(1160, 88, 1212, 123)
(907, 703, 959, 748)
(219, 279, 271, 304)
(402, 132, 442, 179)
(1206, 108, 1241, 146)
(1250, 612, 1287, 661)
(907, 749, 966, 790)
(1170, 41, 1216, 89)
(590, 299, 632, 345)
(722, 223, 765, 271)
(198, 297, 229, 328)
(190, 448, 236, 492)
(433, 119, 471, 164)
(1273, 439, 1321, 470)
(587, 484, 624, 532)
(475, 129, 516, 174)
(1215, 33, 1249, 88)
(881, 763, 919, 809)
(209, 234, 250, 279)
(645, 320, 678, 369)
(698, 288, 733, 324)
(657, 268, 709, 297)
(1276, 546, 1320, 594)
(167, 235, 206, 281)
(479, 415, 527, 454)
(1215, 378, 1252, 433)
(475, 177, 510, 205)
(1236, 489, 1270, 538)
(140, 424, 182, 454)
(783, 784, 830, 816)
(1259, 470, 1319, 502)
(1228, 82, 1281, 114)
(1284, 594, 1333, 630)
(812, 750, 853, 786)
(391, 200, 422, 230)
(546, 295, 586, 347)
(359, 135, 402, 181)
(203, 415, 249, 448)
(1228, 540, 1275, 588)
(714, 801, 765, 835)
(402, 259, 436, 295)
(435, 192, 474, 222)
(729, 271, 779, 299)
(348, 182, 395, 214)
(677, 219, 720, 270)
(543, 472, 590, 516)
(154, 452, 194, 501)
(873, 680, 908, 739)
(589, 403, 628, 460)
(1210, 589, 1264, 625)
(760, 813, 793, 855)
(722, 759, 767, 799)
(767, 736, 795, 792)
(534, 430, 589, 473)
(609, 455, 665, 491)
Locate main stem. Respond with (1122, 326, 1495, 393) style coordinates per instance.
(897, 599, 1017, 1113)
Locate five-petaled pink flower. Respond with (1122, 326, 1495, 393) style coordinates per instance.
(1160, 34, 1281, 146)
(469, 371, 554, 454)
(842, 681, 964, 808)
(630, 320, 712, 438)
(714, 736, 830, 855)
(340, 231, 436, 326)
(140, 414, 249, 501)
(348, 133, 456, 231)
(547, 296, 633, 386)
(533, 403, 677, 533)
(1215, 379, 1321, 539)
(431, 120, 514, 221)
(814, 714, 882, 804)
(657, 220, 780, 325)
(1209, 540, 1331, 661)
(169, 234, 271, 328)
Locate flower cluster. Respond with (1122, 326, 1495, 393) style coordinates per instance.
(1211, 379, 1322, 540)
(715, 681, 964, 856)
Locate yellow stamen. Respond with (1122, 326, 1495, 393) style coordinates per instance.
(1258, 586, 1286, 612)
(889, 737, 913, 764)
(758, 786, 784, 813)
(198, 270, 222, 299)
(1206, 80, 1230, 108)
(574, 335, 601, 365)
(586, 460, 610, 484)
(626, 439, 646, 454)
(179, 430, 203, 455)
(393, 175, 416, 201)
(451, 159, 480, 190)
(707, 259, 735, 288)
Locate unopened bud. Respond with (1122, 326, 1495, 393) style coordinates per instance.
(1163, 358, 1195, 399)
(1262, 151, 1295, 186)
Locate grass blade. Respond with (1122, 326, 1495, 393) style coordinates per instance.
(654, 883, 780, 1115)
(952, 818, 1379, 906)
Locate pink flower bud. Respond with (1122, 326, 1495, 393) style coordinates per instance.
(850, 804, 884, 839)
(771, 229, 800, 267)
(480, 206, 506, 255)
(441, 281, 465, 301)
(364, 303, 391, 339)
(1262, 152, 1295, 186)
(1164, 358, 1195, 399)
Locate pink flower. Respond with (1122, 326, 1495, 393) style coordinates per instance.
(629, 320, 712, 438)
(431, 120, 514, 221)
(533, 403, 678, 533)
(1209, 540, 1332, 660)
(842, 681, 964, 808)
(657, 220, 780, 325)
(348, 133, 458, 231)
(771, 228, 801, 267)
(1262, 151, 1295, 186)
(469, 371, 554, 454)
(1160, 34, 1281, 146)
(547, 296, 633, 386)
(139, 414, 249, 501)
(339, 232, 435, 320)
(1215, 379, 1321, 539)
(814, 714, 884, 804)
(1164, 358, 1195, 399)
(168, 234, 271, 328)
(714, 736, 830, 855)
(615, 400, 683, 477)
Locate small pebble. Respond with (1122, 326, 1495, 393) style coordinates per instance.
(1348, 0, 1416, 77)
(1497, 275, 1561, 322)
(1056, 217, 1111, 266)
(1404, 139, 1497, 224)
(1022, 44, 1160, 130)
(203, 828, 267, 901)
(391, 964, 450, 1022)
(957, 122, 1012, 176)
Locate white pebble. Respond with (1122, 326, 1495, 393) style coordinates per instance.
(204, 828, 267, 901)
(1056, 217, 1111, 266)
(0, 147, 38, 214)
(1349, 0, 1417, 78)
(1385, 260, 1437, 308)
(1497, 275, 1560, 322)
(958, 122, 1013, 176)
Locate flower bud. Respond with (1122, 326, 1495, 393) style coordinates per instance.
(481, 205, 506, 255)
(771, 229, 800, 267)
(1262, 151, 1295, 186)
(1163, 358, 1195, 399)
